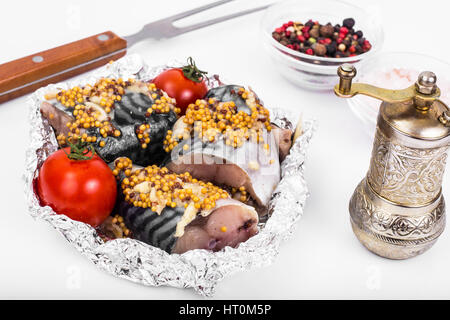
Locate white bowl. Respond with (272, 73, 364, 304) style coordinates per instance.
(347, 52, 450, 137)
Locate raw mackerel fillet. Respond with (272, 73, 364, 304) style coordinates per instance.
(164, 85, 285, 213)
(166, 132, 280, 212)
(113, 160, 259, 253)
(117, 198, 258, 254)
(40, 80, 178, 166)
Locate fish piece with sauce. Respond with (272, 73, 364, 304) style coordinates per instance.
(40, 78, 180, 166)
(163, 85, 291, 214)
(112, 157, 259, 254)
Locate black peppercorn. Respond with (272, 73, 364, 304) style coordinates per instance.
(342, 18, 355, 29)
(326, 42, 336, 55)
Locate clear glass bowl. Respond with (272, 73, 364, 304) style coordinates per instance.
(260, 0, 384, 90)
(347, 52, 450, 138)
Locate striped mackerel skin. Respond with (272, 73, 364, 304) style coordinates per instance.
(96, 91, 177, 166)
(118, 201, 184, 253)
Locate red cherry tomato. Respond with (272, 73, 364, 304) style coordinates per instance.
(36, 147, 117, 227)
(152, 58, 208, 115)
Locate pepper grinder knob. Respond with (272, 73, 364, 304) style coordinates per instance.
(337, 63, 357, 95)
(416, 71, 437, 95)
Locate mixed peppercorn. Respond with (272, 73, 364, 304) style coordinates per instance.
(272, 18, 372, 58)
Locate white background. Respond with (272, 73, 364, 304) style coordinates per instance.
(1, 0, 450, 299)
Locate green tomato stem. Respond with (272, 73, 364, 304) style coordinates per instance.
(181, 57, 208, 83)
(63, 140, 96, 161)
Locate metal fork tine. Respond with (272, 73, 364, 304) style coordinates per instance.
(124, 1, 271, 46)
(168, 0, 236, 22)
(176, 4, 269, 34)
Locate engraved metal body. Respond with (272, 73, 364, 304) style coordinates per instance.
(335, 65, 450, 259)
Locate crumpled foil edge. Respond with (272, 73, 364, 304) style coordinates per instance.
(23, 54, 316, 297)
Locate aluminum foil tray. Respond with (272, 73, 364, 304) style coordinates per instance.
(24, 54, 315, 296)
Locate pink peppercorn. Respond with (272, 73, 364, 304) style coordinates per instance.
(363, 40, 371, 50)
(339, 27, 348, 34)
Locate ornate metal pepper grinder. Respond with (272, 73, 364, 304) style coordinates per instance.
(335, 64, 450, 259)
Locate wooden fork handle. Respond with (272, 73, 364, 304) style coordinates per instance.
(0, 31, 127, 103)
